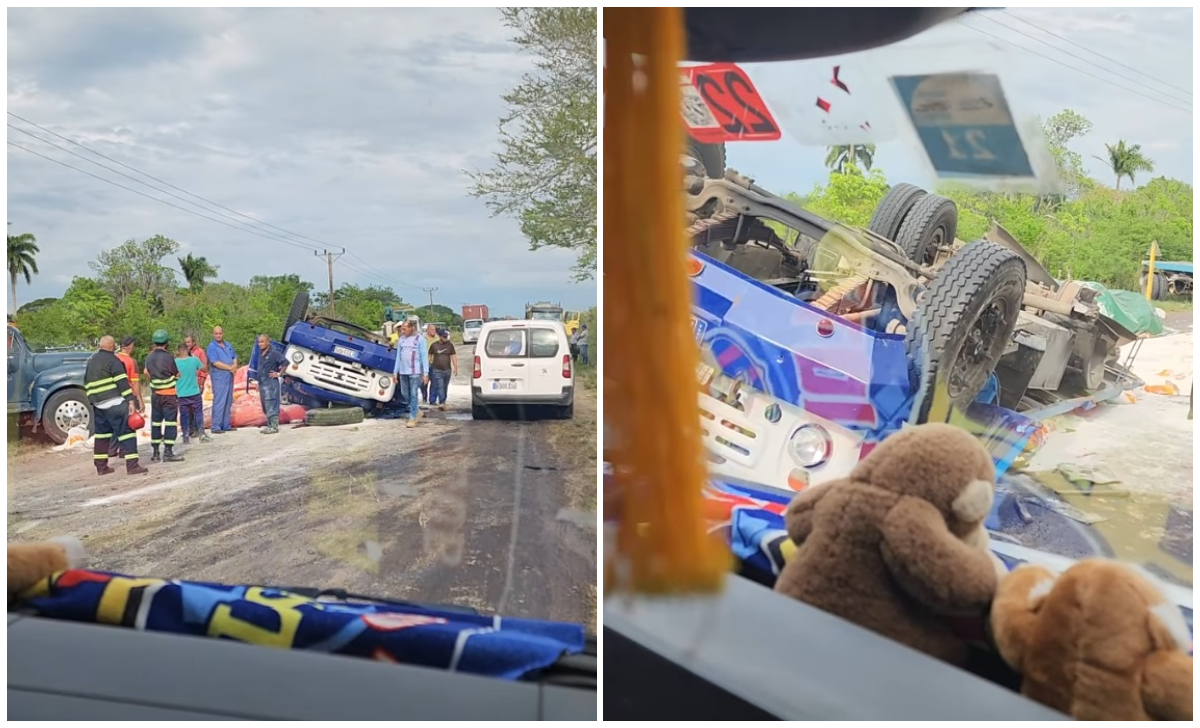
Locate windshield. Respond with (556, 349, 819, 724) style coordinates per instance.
(671, 7, 1194, 595)
(7, 6, 599, 667)
(530, 310, 562, 321)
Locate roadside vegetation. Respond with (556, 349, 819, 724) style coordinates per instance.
(802, 109, 1191, 293)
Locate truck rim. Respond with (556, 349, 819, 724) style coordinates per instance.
(55, 399, 90, 433)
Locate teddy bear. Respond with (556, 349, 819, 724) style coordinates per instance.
(773, 422, 1002, 667)
(8, 536, 86, 606)
(991, 559, 1193, 721)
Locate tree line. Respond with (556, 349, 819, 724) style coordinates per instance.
(812, 109, 1190, 289)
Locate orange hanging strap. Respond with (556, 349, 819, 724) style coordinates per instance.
(604, 7, 731, 596)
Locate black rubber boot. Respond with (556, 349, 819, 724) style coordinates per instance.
(163, 447, 184, 463)
(151, 449, 161, 463)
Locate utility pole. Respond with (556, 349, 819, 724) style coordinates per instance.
(422, 287, 438, 319)
(316, 248, 346, 315)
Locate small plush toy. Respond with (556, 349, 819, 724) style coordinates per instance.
(8, 537, 86, 606)
(991, 559, 1193, 721)
(774, 422, 1001, 666)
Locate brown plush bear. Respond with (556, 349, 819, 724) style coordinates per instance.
(991, 559, 1193, 721)
(8, 537, 86, 606)
(774, 422, 1000, 666)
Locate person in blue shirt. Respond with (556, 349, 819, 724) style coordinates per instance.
(251, 334, 288, 435)
(393, 321, 429, 429)
(206, 326, 238, 434)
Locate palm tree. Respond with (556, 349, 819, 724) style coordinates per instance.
(7, 226, 40, 313)
(824, 144, 876, 174)
(1098, 140, 1154, 191)
(178, 253, 219, 292)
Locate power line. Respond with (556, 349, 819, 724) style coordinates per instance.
(974, 13, 1192, 107)
(7, 140, 332, 252)
(8, 114, 428, 294)
(7, 111, 344, 251)
(998, 10, 1193, 98)
(7, 122, 319, 253)
(956, 18, 1192, 115)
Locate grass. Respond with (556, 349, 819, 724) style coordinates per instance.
(1156, 298, 1193, 313)
(546, 386, 598, 515)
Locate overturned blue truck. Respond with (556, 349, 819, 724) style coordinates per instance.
(250, 292, 409, 421)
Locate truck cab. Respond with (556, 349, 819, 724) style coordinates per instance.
(7, 325, 93, 444)
(562, 311, 583, 337)
(525, 301, 565, 323)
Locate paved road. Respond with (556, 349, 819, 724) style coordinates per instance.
(7, 347, 597, 628)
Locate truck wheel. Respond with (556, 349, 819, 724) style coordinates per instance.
(1139, 272, 1166, 301)
(686, 141, 726, 179)
(284, 291, 311, 340)
(305, 406, 364, 427)
(867, 183, 926, 242)
(895, 193, 958, 267)
(905, 241, 1026, 421)
(42, 388, 92, 444)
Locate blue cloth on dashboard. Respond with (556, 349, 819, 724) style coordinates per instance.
(17, 569, 585, 680)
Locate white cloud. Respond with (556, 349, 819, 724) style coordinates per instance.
(6, 7, 595, 316)
(726, 7, 1192, 197)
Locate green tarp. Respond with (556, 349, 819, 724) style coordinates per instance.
(1081, 282, 1164, 336)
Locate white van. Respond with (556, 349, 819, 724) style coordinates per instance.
(472, 320, 574, 419)
(462, 318, 484, 344)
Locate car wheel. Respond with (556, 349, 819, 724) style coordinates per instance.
(905, 240, 1026, 422)
(557, 401, 575, 420)
(42, 388, 92, 444)
(895, 193, 958, 268)
(867, 182, 926, 242)
(471, 404, 491, 420)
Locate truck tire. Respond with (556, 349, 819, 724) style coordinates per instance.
(284, 291, 310, 340)
(42, 388, 92, 444)
(687, 141, 726, 179)
(1140, 272, 1168, 301)
(895, 193, 958, 267)
(305, 406, 364, 427)
(867, 183, 926, 242)
(905, 241, 1026, 422)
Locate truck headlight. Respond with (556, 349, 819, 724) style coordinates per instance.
(378, 376, 392, 389)
(788, 425, 832, 468)
(290, 351, 304, 364)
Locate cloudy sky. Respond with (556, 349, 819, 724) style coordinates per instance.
(726, 7, 1193, 196)
(7, 8, 594, 317)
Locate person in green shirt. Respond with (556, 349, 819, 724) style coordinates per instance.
(175, 343, 210, 444)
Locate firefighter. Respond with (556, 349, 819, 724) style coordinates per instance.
(144, 329, 185, 463)
(84, 335, 148, 476)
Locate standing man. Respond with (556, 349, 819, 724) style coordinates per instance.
(175, 343, 209, 444)
(576, 324, 590, 366)
(253, 334, 288, 435)
(110, 335, 143, 460)
(421, 323, 438, 405)
(207, 326, 238, 434)
(393, 321, 429, 429)
(85, 336, 148, 476)
(428, 328, 457, 411)
(144, 330, 184, 463)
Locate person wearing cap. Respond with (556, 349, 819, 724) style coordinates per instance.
(428, 328, 458, 411)
(421, 323, 438, 405)
(85, 335, 148, 476)
(143, 329, 185, 463)
(574, 324, 590, 366)
(392, 320, 429, 429)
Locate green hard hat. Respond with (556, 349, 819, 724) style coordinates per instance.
(152, 329, 170, 344)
